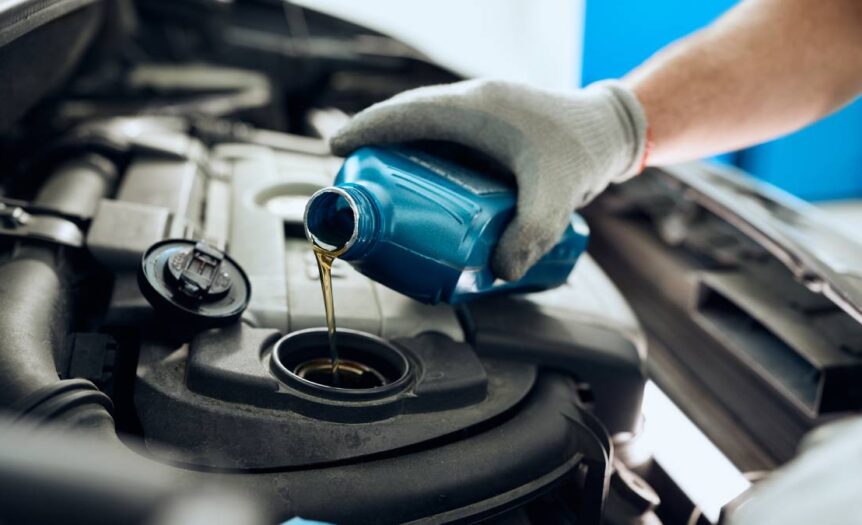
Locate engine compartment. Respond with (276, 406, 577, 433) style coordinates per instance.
(98, 115, 647, 522)
(0, 103, 650, 522)
(13, 1, 841, 523)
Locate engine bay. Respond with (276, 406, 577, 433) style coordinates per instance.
(3, 1, 862, 524)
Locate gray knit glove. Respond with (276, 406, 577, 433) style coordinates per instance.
(330, 79, 648, 281)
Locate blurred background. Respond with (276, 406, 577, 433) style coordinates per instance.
(296, 0, 862, 206)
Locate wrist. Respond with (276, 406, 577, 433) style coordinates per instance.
(589, 80, 650, 181)
(638, 126, 654, 173)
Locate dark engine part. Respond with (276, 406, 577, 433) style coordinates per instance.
(0, 150, 114, 424)
(0, 419, 271, 525)
(139, 239, 252, 329)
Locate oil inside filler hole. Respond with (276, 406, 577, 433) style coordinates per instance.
(294, 358, 388, 389)
(271, 328, 412, 398)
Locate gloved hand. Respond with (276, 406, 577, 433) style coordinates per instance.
(330, 79, 648, 280)
(726, 417, 862, 525)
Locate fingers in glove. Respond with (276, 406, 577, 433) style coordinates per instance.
(331, 103, 461, 156)
(329, 80, 521, 162)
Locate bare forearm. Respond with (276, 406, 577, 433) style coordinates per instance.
(624, 0, 862, 165)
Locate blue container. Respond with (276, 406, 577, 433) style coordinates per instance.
(304, 146, 589, 304)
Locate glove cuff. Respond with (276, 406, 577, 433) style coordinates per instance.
(589, 80, 649, 182)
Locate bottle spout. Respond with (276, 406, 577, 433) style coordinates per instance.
(305, 186, 379, 259)
(304, 187, 359, 255)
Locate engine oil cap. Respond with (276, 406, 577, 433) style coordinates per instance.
(138, 239, 251, 327)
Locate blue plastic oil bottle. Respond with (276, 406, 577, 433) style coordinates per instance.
(304, 146, 589, 304)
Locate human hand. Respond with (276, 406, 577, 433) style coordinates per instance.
(331, 79, 647, 280)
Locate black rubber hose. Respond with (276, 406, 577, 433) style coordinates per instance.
(34, 154, 116, 219)
(0, 154, 113, 408)
(0, 246, 70, 406)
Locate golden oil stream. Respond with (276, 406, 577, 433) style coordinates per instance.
(312, 245, 340, 382)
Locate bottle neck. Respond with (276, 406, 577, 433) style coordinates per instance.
(304, 185, 379, 260)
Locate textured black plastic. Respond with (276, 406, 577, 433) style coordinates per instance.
(462, 295, 646, 436)
(138, 326, 535, 468)
(138, 239, 251, 328)
(228, 374, 610, 525)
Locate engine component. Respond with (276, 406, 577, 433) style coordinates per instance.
(271, 328, 413, 399)
(586, 164, 862, 469)
(0, 417, 272, 525)
(138, 239, 251, 329)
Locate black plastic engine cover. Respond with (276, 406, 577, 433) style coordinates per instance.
(228, 372, 610, 525)
(135, 326, 537, 469)
(134, 325, 611, 524)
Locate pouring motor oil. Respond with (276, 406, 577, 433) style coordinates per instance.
(305, 145, 589, 316)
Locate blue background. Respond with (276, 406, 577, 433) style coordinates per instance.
(581, 1, 862, 201)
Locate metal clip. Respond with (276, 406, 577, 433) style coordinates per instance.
(0, 201, 84, 247)
(0, 205, 31, 228)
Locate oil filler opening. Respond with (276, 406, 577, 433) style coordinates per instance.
(294, 358, 387, 389)
(271, 328, 412, 400)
